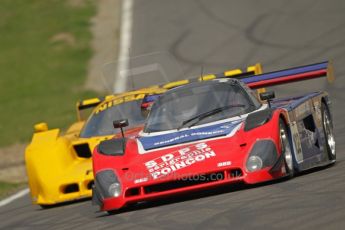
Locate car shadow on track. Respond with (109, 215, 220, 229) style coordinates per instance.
(97, 179, 286, 217)
(37, 197, 91, 210)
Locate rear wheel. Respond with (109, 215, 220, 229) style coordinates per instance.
(321, 103, 336, 161)
(279, 119, 294, 177)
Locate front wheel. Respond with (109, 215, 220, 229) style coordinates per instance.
(279, 119, 294, 178)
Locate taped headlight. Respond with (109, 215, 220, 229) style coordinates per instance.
(246, 156, 263, 172)
(108, 182, 121, 198)
(95, 170, 121, 198)
(246, 140, 278, 172)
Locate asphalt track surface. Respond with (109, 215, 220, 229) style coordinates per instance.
(2, 1, 345, 229)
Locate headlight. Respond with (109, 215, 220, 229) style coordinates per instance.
(246, 156, 263, 172)
(246, 140, 278, 172)
(95, 170, 122, 198)
(108, 182, 121, 198)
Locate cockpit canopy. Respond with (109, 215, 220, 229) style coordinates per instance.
(144, 80, 261, 133)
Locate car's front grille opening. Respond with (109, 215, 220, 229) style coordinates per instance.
(229, 169, 243, 178)
(125, 187, 140, 197)
(73, 143, 92, 158)
(87, 180, 94, 190)
(62, 183, 79, 194)
(144, 171, 225, 194)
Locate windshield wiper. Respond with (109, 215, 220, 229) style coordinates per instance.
(177, 104, 245, 130)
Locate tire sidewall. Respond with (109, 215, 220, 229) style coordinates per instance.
(279, 119, 294, 177)
(321, 103, 336, 161)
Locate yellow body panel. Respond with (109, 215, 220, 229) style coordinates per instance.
(199, 74, 216, 81)
(224, 69, 242, 76)
(327, 61, 335, 83)
(25, 88, 165, 206)
(25, 127, 112, 205)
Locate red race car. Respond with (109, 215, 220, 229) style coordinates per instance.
(92, 62, 336, 213)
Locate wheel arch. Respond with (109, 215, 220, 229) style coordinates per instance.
(277, 109, 298, 173)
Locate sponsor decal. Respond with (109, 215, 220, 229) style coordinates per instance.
(217, 161, 231, 167)
(95, 94, 146, 114)
(139, 120, 242, 150)
(144, 143, 216, 179)
(134, 177, 148, 184)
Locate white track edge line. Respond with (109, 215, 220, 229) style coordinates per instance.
(113, 0, 133, 93)
(0, 188, 29, 207)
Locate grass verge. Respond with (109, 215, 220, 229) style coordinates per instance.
(0, 181, 26, 200)
(0, 0, 99, 147)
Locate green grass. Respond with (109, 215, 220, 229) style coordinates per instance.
(0, 0, 99, 146)
(0, 181, 25, 199)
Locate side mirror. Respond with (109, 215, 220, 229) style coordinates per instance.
(113, 119, 129, 138)
(259, 91, 275, 108)
(34, 123, 48, 133)
(113, 119, 129, 128)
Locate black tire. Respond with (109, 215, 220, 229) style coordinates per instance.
(107, 210, 118, 215)
(321, 102, 336, 161)
(279, 118, 294, 178)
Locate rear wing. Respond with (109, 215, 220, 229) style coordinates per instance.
(161, 63, 263, 89)
(76, 95, 115, 121)
(240, 61, 334, 89)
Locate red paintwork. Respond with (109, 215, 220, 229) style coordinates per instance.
(93, 109, 290, 211)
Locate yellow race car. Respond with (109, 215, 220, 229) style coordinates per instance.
(25, 64, 262, 207)
(25, 88, 166, 207)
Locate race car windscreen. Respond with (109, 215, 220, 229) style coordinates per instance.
(144, 82, 257, 133)
(80, 99, 146, 138)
